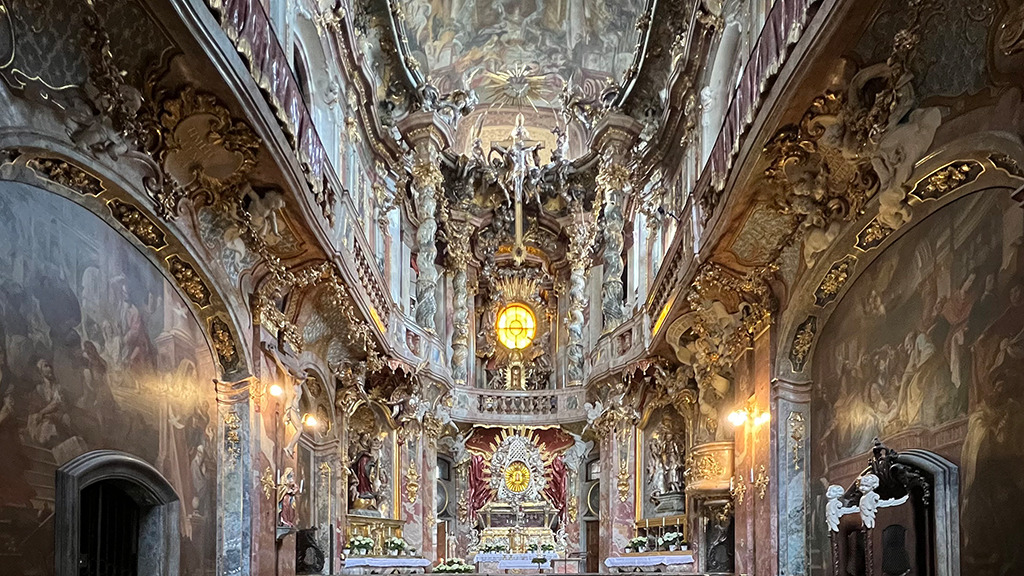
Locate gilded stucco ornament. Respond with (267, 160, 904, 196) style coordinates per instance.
(789, 316, 817, 372)
(789, 412, 806, 471)
(754, 465, 770, 500)
(27, 157, 105, 196)
(166, 255, 212, 308)
(762, 6, 938, 268)
(107, 198, 167, 249)
(210, 316, 242, 373)
(224, 411, 241, 462)
(617, 458, 631, 503)
(814, 256, 856, 307)
(405, 466, 421, 504)
(856, 217, 895, 252)
(261, 467, 276, 499)
(909, 161, 982, 202)
(148, 86, 260, 218)
(671, 263, 775, 440)
(730, 475, 746, 505)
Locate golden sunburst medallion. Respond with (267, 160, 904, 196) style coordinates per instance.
(496, 303, 536, 349)
(504, 460, 531, 493)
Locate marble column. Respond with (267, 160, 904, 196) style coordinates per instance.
(314, 441, 342, 575)
(453, 458, 474, 558)
(448, 220, 472, 386)
(563, 462, 583, 565)
(421, 426, 440, 560)
(598, 423, 635, 570)
(400, 430, 425, 553)
(399, 113, 455, 333)
(565, 209, 596, 387)
(731, 327, 774, 576)
(591, 114, 641, 333)
(215, 377, 254, 576)
(597, 150, 630, 331)
(773, 378, 811, 576)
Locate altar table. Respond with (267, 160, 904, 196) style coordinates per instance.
(474, 552, 560, 571)
(341, 556, 432, 574)
(604, 551, 696, 573)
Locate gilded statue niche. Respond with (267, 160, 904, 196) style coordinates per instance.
(347, 403, 398, 519)
(640, 405, 689, 518)
(475, 272, 555, 390)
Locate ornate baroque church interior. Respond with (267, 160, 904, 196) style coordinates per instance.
(0, 0, 1022, 574)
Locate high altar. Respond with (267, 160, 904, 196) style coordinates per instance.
(468, 429, 572, 553)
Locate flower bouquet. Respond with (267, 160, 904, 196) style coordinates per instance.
(385, 536, 406, 555)
(481, 543, 507, 553)
(662, 531, 683, 551)
(627, 536, 648, 553)
(540, 543, 555, 552)
(349, 535, 374, 556)
(526, 543, 539, 552)
(435, 558, 474, 573)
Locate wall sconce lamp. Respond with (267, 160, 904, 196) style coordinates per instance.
(727, 397, 770, 428)
(302, 412, 319, 427)
(269, 383, 284, 397)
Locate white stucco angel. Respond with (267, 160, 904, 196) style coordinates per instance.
(858, 474, 882, 529)
(825, 484, 858, 532)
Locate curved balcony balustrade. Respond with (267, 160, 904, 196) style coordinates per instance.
(451, 387, 587, 425)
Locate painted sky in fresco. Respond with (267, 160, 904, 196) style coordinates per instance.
(401, 0, 644, 104)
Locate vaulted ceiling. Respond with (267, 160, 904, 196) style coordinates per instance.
(400, 0, 647, 107)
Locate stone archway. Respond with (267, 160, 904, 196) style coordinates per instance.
(56, 450, 181, 576)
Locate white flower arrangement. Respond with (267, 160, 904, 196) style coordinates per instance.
(540, 543, 555, 552)
(662, 531, 683, 545)
(480, 543, 507, 553)
(435, 558, 474, 573)
(526, 543, 539, 552)
(628, 536, 648, 551)
(385, 536, 406, 551)
(348, 535, 375, 554)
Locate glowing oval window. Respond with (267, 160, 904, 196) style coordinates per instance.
(496, 303, 536, 350)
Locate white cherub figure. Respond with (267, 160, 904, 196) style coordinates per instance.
(858, 474, 881, 529)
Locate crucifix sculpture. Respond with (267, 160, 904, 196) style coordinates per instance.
(490, 113, 544, 265)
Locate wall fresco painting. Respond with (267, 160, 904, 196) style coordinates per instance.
(810, 190, 1024, 575)
(0, 182, 218, 576)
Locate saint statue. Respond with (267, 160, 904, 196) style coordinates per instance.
(278, 467, 300, 528)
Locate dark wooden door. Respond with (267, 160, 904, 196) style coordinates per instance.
(79, 481, 140, 576)
(586, 520, 599, 573)
(436, 520, 447, 560)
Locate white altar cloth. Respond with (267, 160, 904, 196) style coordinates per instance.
(604, 552, 695, 570)
(474, 552, 559, 570)
(342, 557, 432, 573)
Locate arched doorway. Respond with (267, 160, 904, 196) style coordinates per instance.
(56, 450, 180, 576)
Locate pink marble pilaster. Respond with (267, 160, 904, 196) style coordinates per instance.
(599, 426, 636, 571)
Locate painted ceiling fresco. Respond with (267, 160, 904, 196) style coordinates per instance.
(402, 0, 645, 106)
